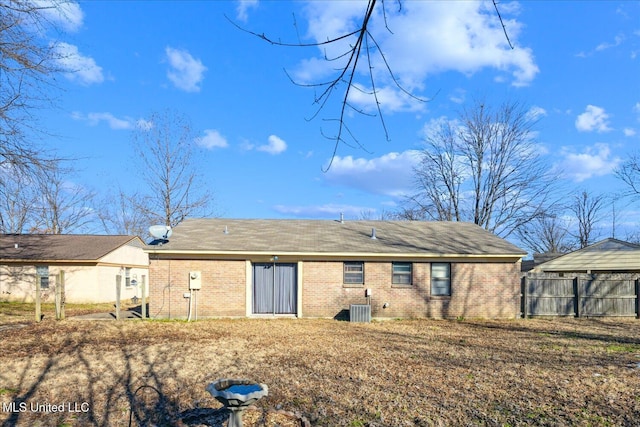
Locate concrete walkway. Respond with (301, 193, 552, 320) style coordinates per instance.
(70, 310, 143, 320)
(0, 323, 28, 332)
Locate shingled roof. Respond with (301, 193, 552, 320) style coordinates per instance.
(532, 238, 640, 272)
(0, 234, 143, 262)
(146, 219, 525, 258)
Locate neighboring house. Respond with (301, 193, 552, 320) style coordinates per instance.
(146, 219, 526, 320)
(523, 239, 640, 318)
(530, 238, 640, 274)
(0, 234, 149, 303)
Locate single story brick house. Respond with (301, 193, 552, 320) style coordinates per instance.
(0, 234, 149, 303)
(146, 219, 526, 319)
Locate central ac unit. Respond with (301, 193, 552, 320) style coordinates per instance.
(350, 304, 371, 323)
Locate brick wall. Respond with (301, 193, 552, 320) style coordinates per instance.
(302, 260, 521, 319)
(149, 258, 521, 319)
(149, 258, 246, 319)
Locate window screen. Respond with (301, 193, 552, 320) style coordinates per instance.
(431, 263, 451, 296)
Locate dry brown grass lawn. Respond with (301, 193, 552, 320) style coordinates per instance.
(0, 309, 639, 426)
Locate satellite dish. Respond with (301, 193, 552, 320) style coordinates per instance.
(149, 225, 172, 240)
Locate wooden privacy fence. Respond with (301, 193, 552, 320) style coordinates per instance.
(522, 274, 640, 318)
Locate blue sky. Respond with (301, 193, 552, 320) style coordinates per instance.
(34, 1, 640, 241)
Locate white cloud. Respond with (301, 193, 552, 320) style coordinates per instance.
(35, 0, 84, 32)
(348, 83, 427, 114)
(324, 150, 421, 197)
(86, 112, 132, 130)
(136, 119, 153, 131)
(575, 105, 612, 132)
(623, 128, 636, 137)
(257, 135, 287, 154)
(196, 129, 229, 149)
(596, 34, 624, 52)
(236, 0, 258, 22)
(558, 143, 621, 182)
(273, 203, 372, 219)
(527, 106, 547, 121)
(53, 42, 104, 85)
(296, 0, 538, 108)
(71, 111, 134, 130)
(165, 47, 207, 92)
(449, 89, 466, 104)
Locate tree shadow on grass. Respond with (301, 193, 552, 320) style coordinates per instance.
(465, 318, 640, 345)
(0, 323, 187, 427)
(180, 407, 230, 426)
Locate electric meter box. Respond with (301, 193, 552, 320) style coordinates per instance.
(189, 271, 202, 290)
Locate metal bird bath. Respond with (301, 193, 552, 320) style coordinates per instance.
(206, 379, 268, 427)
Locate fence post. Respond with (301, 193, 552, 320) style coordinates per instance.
(521, 276, 528, 319)
(636, 278, 640, 319)
(55, 271, 66, 320)
(55, 277, 60, 320)
(573, 277, 580, 318)
(55, 273, 61, 320)
(60, 271, 65, 320)
(35, 275, 42, 323)
(115, 275, 122, 321)
(141, 275, 147, 319)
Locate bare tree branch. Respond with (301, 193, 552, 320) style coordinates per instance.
(410, 99, 555, 238)
(230, 0, 514, 168)
(516, 214, 574, 254)
(228, 0, 428, 170)
(0, 166, 38, 233)
(96, 189, 148, 237)
(492, 0, 514, 49)
(31, 161, 96, 234)
(570, 190, 607, 248)
(615, 153, 640, 196)
(0, 0, 69, 174)
(131, 110, 215, 229)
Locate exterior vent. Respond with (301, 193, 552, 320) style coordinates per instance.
(350, 304, 371, 323)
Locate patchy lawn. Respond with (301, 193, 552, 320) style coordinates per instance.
(0, 314, 639, 426)
(0, 301, 139, 323)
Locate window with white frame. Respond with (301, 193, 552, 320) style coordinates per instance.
(431, 263, 451, 296)
(392, 262, 412, 285)
(344, 262, 364, 285)
(125, 268, 132, 287)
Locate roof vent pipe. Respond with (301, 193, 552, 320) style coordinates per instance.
(340, 213, 344, 224)
(371, 227, 377, 240)
(223, 226, 229, 234)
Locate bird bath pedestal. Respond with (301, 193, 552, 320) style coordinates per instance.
(207, 379, 268, 427)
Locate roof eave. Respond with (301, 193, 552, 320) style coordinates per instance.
(145, 249, 525, 259)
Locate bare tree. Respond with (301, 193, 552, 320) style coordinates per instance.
(358, 208, 403, 220)
(570, 190, 607, 248)
(0, 0, 70, 173)
(616, 153, 640, 196)
(409, 99, 554, 238)
(31, 162, 96, 234)
(131, 110, 214, 228)
(0, 167, 39, 233)
(516, 215, 574, 254)
(412, 120, 463, 222)
(623, 229, 640, 245)
(96, 189, 148, 237)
